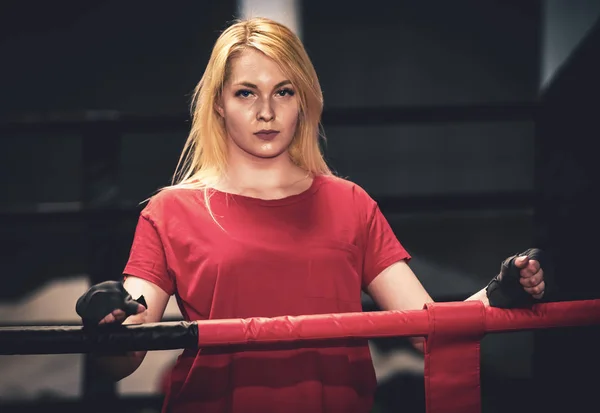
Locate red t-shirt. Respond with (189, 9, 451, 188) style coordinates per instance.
(123, 175, 410, 413)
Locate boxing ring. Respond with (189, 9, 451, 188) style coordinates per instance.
(1, 299, 599, 413)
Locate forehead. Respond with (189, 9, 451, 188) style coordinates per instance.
(228, 48, 288, 85)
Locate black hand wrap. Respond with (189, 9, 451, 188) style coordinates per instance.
(486, 248, 554, 308)
(76, 280, 147, 326)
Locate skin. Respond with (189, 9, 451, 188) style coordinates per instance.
(95, 48, 546, 376)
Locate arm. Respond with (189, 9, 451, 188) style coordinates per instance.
(366, 260, 490, 352)
(366, 260, 434, 313)
(92, 276, 171, 381)
(367, 260, 491, 311)
(366, 256, 544, 352)
(466, 288, 490, 305)
(357, 192, 545, 351)
(365, 260, 431, 352)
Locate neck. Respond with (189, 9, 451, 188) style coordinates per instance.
(222, 149, 306, 191)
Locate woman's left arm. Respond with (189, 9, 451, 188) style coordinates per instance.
(367, 255, 545, 311)
(366, 255, 546, 351)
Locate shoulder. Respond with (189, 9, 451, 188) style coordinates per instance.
(318, 174, 376, 205)
(316, 175, 379, 222)
(140, 186, 201, 223)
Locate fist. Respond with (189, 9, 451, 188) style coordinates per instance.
(487, 248, 552, 308)
(76, 280, 147, 326)
(514, 255, 545, 299)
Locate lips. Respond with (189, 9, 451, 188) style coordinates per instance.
(254, 130, 279, 140)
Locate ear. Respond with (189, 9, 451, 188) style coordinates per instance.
(214, 100, 225, 118)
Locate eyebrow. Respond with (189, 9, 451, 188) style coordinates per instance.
(234, 80, 292, 90)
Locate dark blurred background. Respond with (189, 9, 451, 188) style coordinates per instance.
(0, 1, 599, 412)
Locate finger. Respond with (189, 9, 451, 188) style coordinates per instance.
(524, 281, 545, 298)
(99, 313, 117, 325)
(98, 309, 126, 325)
(136, 303, 146, 314)
(525, 260, 541, 276)
(514, 255, 529, 268)
(519, 260, 541, 278)
(520, 271, 543, 288)
(529, 260, 541, 273)
(112, 309, 128, 322)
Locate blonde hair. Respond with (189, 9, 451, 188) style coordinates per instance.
(161, 17, 332, 207)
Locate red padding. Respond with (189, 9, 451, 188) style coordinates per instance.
(196, 299, 600, 347)
(424, 301, 486, 413)
(197, 310, 430, 347)
(485, 299, 600, 332)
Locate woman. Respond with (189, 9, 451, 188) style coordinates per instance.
(82, 17, 547, 413)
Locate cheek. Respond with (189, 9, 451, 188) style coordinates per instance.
(224, 104, 253, 131)
(280, 103, 300, 130)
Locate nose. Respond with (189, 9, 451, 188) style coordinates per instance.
(256, 98, 275, 122)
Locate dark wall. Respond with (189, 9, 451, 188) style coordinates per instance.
(534, 16, 600, 412)
(0, 1, 237, 301)
(0, 1, 236, 115)
(302, 0, 539, 196)
(0, 0, 236, 208)
(541, 0, 600, 88)
(303, 0, 540, 107)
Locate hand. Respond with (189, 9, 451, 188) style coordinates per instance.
(76, 280, 148, 326)
(486, 248, 552, 308)
(514, 255, 545, 300)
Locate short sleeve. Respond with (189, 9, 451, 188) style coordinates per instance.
(362, 203, 411, 289)
(123, 214, 175, 296)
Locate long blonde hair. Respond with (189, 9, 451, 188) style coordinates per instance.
(164, 17, 332, 200)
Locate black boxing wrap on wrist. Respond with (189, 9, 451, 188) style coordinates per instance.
(75, 280, 147, 326)
(486, 248, 553, 308)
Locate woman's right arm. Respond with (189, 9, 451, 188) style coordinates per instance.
(92, 275, 171, 381)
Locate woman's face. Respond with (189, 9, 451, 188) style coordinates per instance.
(217, 48, 299, 161)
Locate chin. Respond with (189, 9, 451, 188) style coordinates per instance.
(250, 149, 289, 160)
(248, 141, 292, 160)
(230, 136, 293, 161)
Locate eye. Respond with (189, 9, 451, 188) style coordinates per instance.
(235, 89, 253, 98)
(276, 88, 295, 97)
